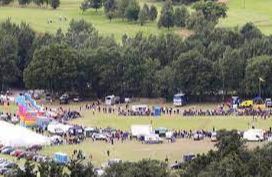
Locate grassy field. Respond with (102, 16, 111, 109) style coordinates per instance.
(0, 102, 270, 167)
(0, 0, 172, 41)
(0, 0, 271, 41)
(1, 103, 272, 131)
(219, 0, 272, 35)
(41, 139, 216, 165)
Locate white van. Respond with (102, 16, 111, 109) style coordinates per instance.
(105, 95, 115, 105)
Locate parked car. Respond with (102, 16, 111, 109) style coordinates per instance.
(94, 168, 105, 176)
(211, 132, 217, 142)
(27, 145, 42, 151)
(45, 93, 52, 101)
(183, 153, 195, 162)
(193, 132, 204, 141)
(92, 133, 108, 141)
(170, 162, 183, 170)
(10, 149, 24, 157)
(240, 100, 253, 108)
(73, 96, 81, 102)
(50, 135, 63, 145)
(1, 148, 14, 154)
(25, 152, 36, 161)
(85, 127, 99, 137)
(0, 168, 8, 175)
(59, 94, 69, 104)
(144, 134, 163, 144)
(54, 128, 65, 136)
(0, 146, 11, 152)
(265, 98, 272, 108)
(108, 159, 122, 167)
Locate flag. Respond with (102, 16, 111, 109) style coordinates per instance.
(259, 77, 265, 82)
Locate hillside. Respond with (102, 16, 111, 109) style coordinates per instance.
(0, 0, 271, 40)
(0, 0, 172, 40)
(219, 0, 272, 35)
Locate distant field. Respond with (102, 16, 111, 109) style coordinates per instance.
(0, 0, 173, 41)
(0, 0, 271, 42)
(219, 0, 272, 35)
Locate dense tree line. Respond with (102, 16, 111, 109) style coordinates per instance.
(158, 0, 227, 29)
(81, 0, 158, 24)
(1, 7, 272, 100)
(5, 150, 170, 177)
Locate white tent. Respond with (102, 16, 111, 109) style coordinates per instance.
(243, 129, 264, 141)
(131, 124, 152, 137)
(0, 121, 50, 147)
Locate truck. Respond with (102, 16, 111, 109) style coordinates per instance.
(173, 93, 187, 107)
(105, 95, 120, 105)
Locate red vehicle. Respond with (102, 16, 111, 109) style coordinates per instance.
(10, 149, 23, 157)
(25, 152, 36, 160)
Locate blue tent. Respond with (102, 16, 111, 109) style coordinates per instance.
(153, 106, 161, 116)
(53, 152, 69, 164)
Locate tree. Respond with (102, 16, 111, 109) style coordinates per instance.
(174, 5, 189, 27)
(186, 11, 215, 32)
(50, 0, 60, 9)
(18, 0, 31, 5)
(8, 161, 37, 177)
(33, 0, 44, 6)
(24, 44, 79, 92)
(244, 55, 272, 96)
(124, 0, 140, 21)
(172, 50, 215, 97)
(117, 0, 129, 19)
(215, 130, 245, 157)
(158, 0, 174, 29)
(0, 0, 13, 5)
(193, 1, 227, 22)
(0, 33, 20, 91)
(240, 22, 262, 40)
(38, 161, 66, 177)
(104, 159, 170, 177)
(104, 0, 117, 21)
(65, 19, 100, 49)
(138, 4, 149, 25)
(218, 47, 245, 96)
(141, 58, 160, 97)
(90, 0, 102, 12)
(80, 0, 90, 13)
(149, 5, 157, 21)
(67, 150, 96, 177)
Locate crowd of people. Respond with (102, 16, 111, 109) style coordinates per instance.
(82, 102, 272, 119)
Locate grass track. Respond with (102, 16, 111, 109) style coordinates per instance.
(219, 0, 272, 35)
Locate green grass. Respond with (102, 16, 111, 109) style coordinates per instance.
(0, 0, 174, 41)
(41, 139, 217, 165)
(219, 0, 272, 35)
(0, 103, 270, 166)
(0, 0, 271, 41)
(71, 112, 272, 131)
(2, 103, 272, 131)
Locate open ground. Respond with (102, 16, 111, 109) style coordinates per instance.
(0, 0, 271, 41)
